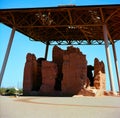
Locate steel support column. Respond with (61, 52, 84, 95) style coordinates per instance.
(112, 43, 120, 92)
(0, 27, 15, 87)
(103, 24, 115, 92)
(44, 41, 49, 60)
(106, 25, 120, 92)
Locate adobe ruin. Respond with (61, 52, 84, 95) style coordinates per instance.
(23, 46, 106, 96)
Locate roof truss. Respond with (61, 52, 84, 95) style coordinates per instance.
(0, 4, 120, 45)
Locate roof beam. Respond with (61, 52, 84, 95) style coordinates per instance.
(67, 9, 73, 25)
(16, 24, 103, 28)
(99, 8, 105, 23)
(105, 9, 119, 23)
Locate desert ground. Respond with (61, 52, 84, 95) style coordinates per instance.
(0, 95, 120, 118)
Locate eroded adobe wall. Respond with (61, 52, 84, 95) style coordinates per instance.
(23, 46, 106, 96)
(39, 61, 58, 95)
(53, 46, 89, 95)
(23, 53, 37, 95)
(62, 46, 88, 95)
(52, 46, 64, 91)
(94, 58, 106, 90)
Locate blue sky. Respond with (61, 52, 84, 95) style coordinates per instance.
(0, 0, 120, 91)
(0, 0, 120, 8)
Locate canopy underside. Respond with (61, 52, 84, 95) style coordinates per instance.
(0, 4, 120, 45)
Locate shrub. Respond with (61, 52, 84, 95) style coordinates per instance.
(0, 88, 7, 95)
(0, 87, 23, 96)
(5, 88, 17, 95)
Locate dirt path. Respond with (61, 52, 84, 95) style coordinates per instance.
(0, 96, 120, 118)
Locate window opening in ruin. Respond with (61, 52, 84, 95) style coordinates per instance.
(87, 65, 94, 86)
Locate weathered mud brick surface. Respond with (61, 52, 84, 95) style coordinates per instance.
(39, 61, 58, 94)
(94, 58, 106, 90)
(62, 46, 88, 95)
(23, 46, 106, 96)
(23, 53, 37, 95)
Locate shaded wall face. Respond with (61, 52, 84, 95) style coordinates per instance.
(62, 53, 88, 94)
(87, 65, 94, 86)
(52, 46, 64, 72)
(52, 46, 64, 91)
(36, 58, 46, 90)
(39, 61, 58, 94)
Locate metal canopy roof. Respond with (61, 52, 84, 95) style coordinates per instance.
(0, 4, 120, 45)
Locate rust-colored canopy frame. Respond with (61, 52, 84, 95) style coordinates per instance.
(0, 4, 120, 45)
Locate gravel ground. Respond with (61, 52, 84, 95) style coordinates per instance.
(0, 95, 120, 118)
